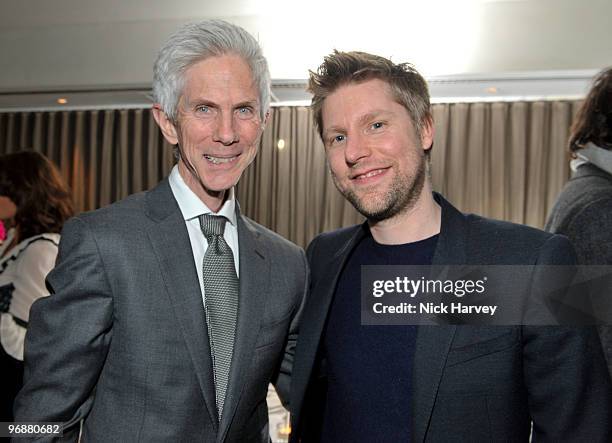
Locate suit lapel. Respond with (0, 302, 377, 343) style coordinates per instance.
(217, 211, 269, 442)
(144, 179, 219, 429)
(291, 225, 367, 428)
(412, 326, 456, 442)
(412, 193, 467, 442)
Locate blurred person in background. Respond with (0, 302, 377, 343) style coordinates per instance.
(546, 67, 612, 375)
(0, 150, 74, 421)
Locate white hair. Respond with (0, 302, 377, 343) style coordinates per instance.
(152, 20, 271, 121)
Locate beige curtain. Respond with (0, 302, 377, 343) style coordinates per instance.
(0, 101, 581, 248)
(0, 109, 175, 212)
(430, 101, 582, 227)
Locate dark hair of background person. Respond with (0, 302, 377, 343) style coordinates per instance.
(0, 150, 74, 242)
(569, 67, 612, 153)
(308, 50, 433, 148)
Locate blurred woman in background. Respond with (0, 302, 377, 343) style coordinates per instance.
(0, 150, 74, 420)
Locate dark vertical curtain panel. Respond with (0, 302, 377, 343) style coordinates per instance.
(0, 101, 580, 248)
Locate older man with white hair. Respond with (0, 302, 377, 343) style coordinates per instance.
(15, 20, 307, 442)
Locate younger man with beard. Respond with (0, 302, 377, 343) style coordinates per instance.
(289, 51, 611, 442)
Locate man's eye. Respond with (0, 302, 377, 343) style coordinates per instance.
(196, 106, 210, 113)
(371, 122, 384, 130)
(236, 107, 255, 119)
(333, 135, 345, 143)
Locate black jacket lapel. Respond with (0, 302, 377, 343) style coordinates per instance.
(412, 193, 467, 442)
(290, 225, 367, 430)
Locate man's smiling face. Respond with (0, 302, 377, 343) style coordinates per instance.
(159, 53, 265, 208)
(321, 78, 433, 221)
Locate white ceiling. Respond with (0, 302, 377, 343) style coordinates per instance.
(0, 0, 610, 108)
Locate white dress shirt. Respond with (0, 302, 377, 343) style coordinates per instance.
(0, 233, 60, 360)
(168, 165, 240, 306)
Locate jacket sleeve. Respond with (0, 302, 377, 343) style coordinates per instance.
(13, 217, 114, 442)
(523, 234, 612, 441)
(271, 247, 309, 407)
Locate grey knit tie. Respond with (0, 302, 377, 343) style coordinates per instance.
(199, 214, 239, 419)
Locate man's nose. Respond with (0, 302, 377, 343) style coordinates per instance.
(344, 133, 370, 165)
(213, 113, 238, 145)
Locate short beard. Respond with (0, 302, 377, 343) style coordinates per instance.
(335, 155, 427, 222)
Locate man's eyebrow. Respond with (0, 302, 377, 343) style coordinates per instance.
(234, 99, 259, 109)
(357, 110, 393, 126)
(323, 125, 346, 138)
(186, 98, 219, 109)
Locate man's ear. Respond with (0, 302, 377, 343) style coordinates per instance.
(152, 105, 179, 145)
(261, 108, 272, 132)
(262, 109, 271, 130)
(420, 115, 434, 152)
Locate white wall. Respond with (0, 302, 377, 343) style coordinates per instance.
(0, 0, 610, 93)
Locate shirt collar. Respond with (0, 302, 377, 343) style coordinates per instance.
(168, 165, 237, 226)
(574, 142, 612, 176)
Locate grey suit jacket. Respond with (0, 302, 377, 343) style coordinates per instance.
(290, 193, 612, 442)
(14, 178, 308, 442)
(545, 163, 612, 375)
